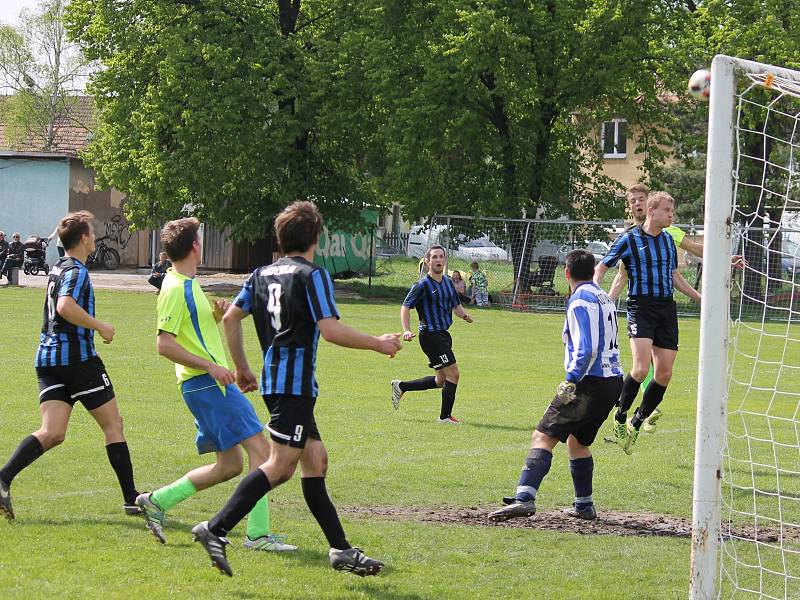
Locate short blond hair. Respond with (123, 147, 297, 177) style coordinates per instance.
(626, 183, 650, 199)
(647, 191, 675, 210)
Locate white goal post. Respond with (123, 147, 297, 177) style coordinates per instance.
(692, 55, 800, 599)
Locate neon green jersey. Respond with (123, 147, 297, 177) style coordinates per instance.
(156, 269, 229, 383)
(665, 225, 685, 248)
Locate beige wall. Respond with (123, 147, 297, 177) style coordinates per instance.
(68, 158, 150, 267)
(594, 121, 676, 191)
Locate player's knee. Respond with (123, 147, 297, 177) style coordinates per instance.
(630, 366, 650, 381)
(272, 463, 297, 485)
(219, 459, 244, 481)
(654, 369, 673, 385)
(37, 429, 65, 449)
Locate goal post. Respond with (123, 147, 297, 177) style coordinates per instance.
(691, 55, 800, 599)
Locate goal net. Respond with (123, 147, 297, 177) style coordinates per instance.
(692, 56, 800, 599)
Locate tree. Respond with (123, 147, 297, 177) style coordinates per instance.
(341, 0, 692, 284)
(66, 0, 382, 236)
(0, 0, 92, 152)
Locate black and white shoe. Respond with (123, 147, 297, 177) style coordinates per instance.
(390, 380, 403, 410)
(564, 503, 597, 520)
(0, 478, 13, 521)
(488, 499, 536, 522)
(329, 547, 384, 577)
(192, 521, 233, 577)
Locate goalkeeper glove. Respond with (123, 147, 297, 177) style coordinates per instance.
(556, 380, 576, 403)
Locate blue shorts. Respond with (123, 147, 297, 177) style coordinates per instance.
(181, 374, 264, 454)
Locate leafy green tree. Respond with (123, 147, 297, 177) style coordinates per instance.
(0, 0, 91, 151)
(66, 0, 381, 236)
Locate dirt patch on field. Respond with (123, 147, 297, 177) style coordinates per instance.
(342, 505, 800, 542)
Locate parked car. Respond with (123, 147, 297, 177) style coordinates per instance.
(407, 225, 509, 261)
(556, 241, 610, 265)
(452, 236, 509, 262)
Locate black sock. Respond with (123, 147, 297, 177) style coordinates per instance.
(301, 477, 350, 550)
(615, 374, 643, 422)
(631, 381, 668, 429)
(208, 469, 272, 537)
(0, 435, 45, 485)
(569, 456, 594, 507)
(399, 376, 438, 393)
(440, 380, 457, 420)
(105, 442, 139, 504)
(516, 447, 552, 502)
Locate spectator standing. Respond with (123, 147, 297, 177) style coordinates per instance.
(47, 226, 66, 258)
(469, 261, 490, 307)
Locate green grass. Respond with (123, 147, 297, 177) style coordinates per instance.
(0, 286, 728, 598)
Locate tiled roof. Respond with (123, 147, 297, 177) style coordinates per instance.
(0, 95, 94, 156)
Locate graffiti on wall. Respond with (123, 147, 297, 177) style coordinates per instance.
(103, 214, 133, 249)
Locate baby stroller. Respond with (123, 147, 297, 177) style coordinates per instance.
(23, 236, 50, 276)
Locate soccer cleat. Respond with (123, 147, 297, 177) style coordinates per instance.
(564, 503, 597, 520)
(0, 478, 14, 521)
(487, 499, 536, 522)
(608, 419, 629, 450)
(390, 380, 403, 410)
(123, 502, 143, 516)
(641, 408, 662, 434)
(192, 521, 233, 577)
(438, 416, 460, 425)
(244, 534, 298, 552)
(329, 547, 384, 577)
(623, 421, 640, 455)
(136, 492, 166, 544)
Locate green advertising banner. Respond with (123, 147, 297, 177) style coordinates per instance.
(313, 210, 377, 277)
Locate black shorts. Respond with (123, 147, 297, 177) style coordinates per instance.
(36, 355, 115, 411)
(536, 376, 623, 446)
(263, 394, 321, 449)
(419, 330, 456, 370)
(625, 297, 679, 350)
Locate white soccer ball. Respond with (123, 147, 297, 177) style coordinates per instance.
(688, 69, 711, 101)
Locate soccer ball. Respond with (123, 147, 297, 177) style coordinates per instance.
(688, 69, 711, 101)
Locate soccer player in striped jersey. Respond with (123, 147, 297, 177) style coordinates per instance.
(488, 250, 623, 522)
(191, 201, 402, 578)
(607, 185, 744, 436)
(135, 217, 294, 552)
(390, 245, 473, 424)
(595, 191, 702, 454)
(0, 211, 140, 520)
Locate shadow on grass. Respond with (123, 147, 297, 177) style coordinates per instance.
(400, 416, 531, 433)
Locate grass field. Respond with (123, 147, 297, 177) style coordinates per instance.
(0, 286, 705, 599)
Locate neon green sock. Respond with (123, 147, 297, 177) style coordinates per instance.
(642, 362, 655, 391)
(245, 495, 270, 540)
(150, 475, 197, 511)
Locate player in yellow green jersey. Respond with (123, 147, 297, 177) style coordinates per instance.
(135, 217, 295, 552)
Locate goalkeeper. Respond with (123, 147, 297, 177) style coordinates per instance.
(488, 250, 623, 522)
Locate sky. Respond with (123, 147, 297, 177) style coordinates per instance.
(0, 0, 40, 27)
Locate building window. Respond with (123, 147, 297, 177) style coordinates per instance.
(601, 120, 627, 158)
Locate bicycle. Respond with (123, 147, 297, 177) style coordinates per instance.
(87, 236, 121, 270)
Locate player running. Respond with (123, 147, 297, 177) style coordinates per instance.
(488, 250, 623, 522)
(135, 217, 294, 552)
(0, 211, 140, 520)
(595, 191, 701, 454)
(390, 245, 473, 424)
(190, 201, 402, 577)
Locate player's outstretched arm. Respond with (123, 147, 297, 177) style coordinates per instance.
(222, 304, 258, 392)
(608, 262, 628, 302)
(453, 303, 473, 323)
(673, 269, 702, 302)
(318, 317, 403, 357)
(56, 296, 114, 343)
(156, 331, 235, 385)
(593, 263, 609, 287)
(679, 237, 704, 259)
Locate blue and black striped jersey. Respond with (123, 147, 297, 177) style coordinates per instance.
(403, 275, 461, 332)
(35, 257, 97, 367)
(234, 256, 339, 398)
(601, 226, 679, 298)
